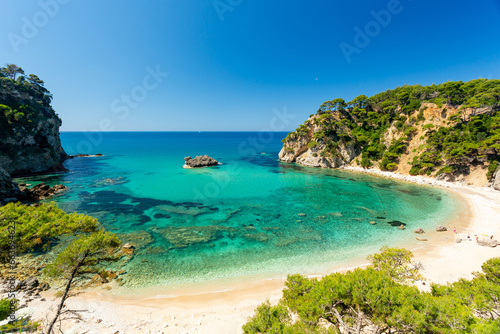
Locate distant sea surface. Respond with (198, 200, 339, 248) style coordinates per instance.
(16, 132, 461, 291)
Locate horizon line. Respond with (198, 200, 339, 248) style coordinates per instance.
(60, 130, 294, 133)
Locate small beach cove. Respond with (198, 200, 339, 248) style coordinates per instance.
(19, 170, 500, 334)
(10, 133, 464, 290)
(7, 132, 497, 333)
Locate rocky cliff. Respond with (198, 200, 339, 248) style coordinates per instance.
(279, 79, 500, 188)
(0, 65, 67, 202)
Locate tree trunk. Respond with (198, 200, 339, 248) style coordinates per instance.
(46, 256, 86, 334)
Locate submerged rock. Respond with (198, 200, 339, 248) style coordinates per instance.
(387, 220, 406, 227)
(19, 182, 67, 201)
(243, 232, 271, 243)
(154, 225, 235, 248)
(117, 231, 154, 250)
(184, 155, 219, 168)
(414, 228, 425, 234)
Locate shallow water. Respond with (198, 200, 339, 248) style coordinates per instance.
(15, 132, 461, 290)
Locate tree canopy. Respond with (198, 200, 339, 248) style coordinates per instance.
(0, 202, 101, 263)
(243, 248, 500, 333)
(283, 79, 500, 175)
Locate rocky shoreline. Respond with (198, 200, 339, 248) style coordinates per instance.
(338, 165, 499, 192)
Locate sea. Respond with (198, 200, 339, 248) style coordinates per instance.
(14, 132, 462, 292)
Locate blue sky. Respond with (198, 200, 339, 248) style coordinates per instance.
(2, 0, 500, 131)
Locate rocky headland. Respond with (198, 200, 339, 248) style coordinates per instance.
(0, 65, 68, 204)
(279, 79, 500, 190)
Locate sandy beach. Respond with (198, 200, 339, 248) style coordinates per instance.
(17, 169, 500, 334)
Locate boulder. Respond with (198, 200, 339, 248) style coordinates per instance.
(122, 243, 135, 255)
(14, 279, 23, 291)
(493, 167, 500, 191)
(369, 221, 377, 225)
(455, 238, 462, 243)
(478, 239, 499, 248)
(184, 155, 219, 168)
(20, 182, 67, 201)
(414, 228, 425, 234)
(24, 277, 39, 288)
(436, 225, 447, 232)
(416, 237, 428, 241)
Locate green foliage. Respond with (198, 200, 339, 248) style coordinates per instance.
(244, 249, 500, 334)
(0, 202, 100, 263)
(412, 110, 500, 175)
(307, 141, 318, 149)
(286, 79, 500, 171)
(368, 246, 423, 282)
(487, 162, 499, 179)
(0, 298, 16, 321)
(242, 301, 295, 334)
(44, 231, 120, 279)
(0, 64, 57, 141)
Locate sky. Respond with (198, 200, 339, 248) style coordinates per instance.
(1, 0, 500, 131)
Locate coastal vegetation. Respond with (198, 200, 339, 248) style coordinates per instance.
(0, 202, 120, 333)
(243, 247, 500, 333)
(0, 64, 55, 141)
(44, 231, 120, 333)
(0, 63, 66, 183)
(0, 202, 100, 263)
(280, 79, 500, 185)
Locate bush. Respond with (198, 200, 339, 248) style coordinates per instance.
(0, 298, 16, 321)
(307, 141, 317, 149)
(243, 248, 500, 333)
(386, 162, 398, 170)
(0, 202, 100, 262)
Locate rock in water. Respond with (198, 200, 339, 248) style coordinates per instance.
(184, 155, 219, 168)
(414, 228, 425, 234)
(20, 183, 67, 201)
(436, 225, 447, 232)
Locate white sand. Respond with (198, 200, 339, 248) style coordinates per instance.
(24, 169, 500, 334)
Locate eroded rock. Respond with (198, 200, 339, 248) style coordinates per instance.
(414, 228, 425, 234)
(184, 155, 219, 168)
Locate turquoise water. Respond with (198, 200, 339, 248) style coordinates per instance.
(16, 132, 461, 290)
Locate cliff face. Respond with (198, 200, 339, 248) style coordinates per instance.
(0, 115, 67, 176)
(0, 167, 20, 201)
(279, 80, 500, 189)
(279, 114, 361, 168)
(0, 66, 67, 202)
